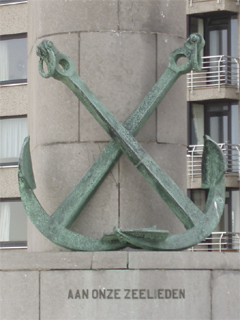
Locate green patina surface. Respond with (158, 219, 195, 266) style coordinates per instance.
(18, 34, 226, 251)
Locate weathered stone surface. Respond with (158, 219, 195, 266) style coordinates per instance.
(212, 270, 240, 320)
(28, 0, 118, 40)
(0, 251, 93, 271)
(0, 2, 28, 35)
(40, 270, 211, 320)
(119, 143, 187, 235)
(128, 252, 240, 270)
(92, 251, 128, 269)
(157, 35, 187, 145)
(119, 0, 186, 37)
(0, 271, 39, 320)
(0, 85, 27, 117)
(1, 251, 239, 271)
(79, 31, 157, 142)
(28, 33, 79, 149)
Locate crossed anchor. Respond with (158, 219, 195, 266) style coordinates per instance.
(18, 34, 226, 251)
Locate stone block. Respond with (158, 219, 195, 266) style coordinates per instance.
(29, 142, 119, 245)
(0, 251, 93, 270)
(79, 31, 157, 142)
(119, 143, 187, 235)
(0, 167, 20, 198)
(129, 252, 240, 270)
(40, 269, 211, 320)
(92, 251, 128, 269)
(28, 33, 79, 149)
(212, 270, 240, 320)
(119, 0, 186, 37)
(28, 0, 118, 40)
(0, 85, 27, 117)
(157, 35, 187, 145)
(0, 3, 28, 35)
(0, 271, 39, 320)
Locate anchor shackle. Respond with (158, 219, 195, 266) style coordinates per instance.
(168, 33, 205, 75)
(37, 40, 75, 79)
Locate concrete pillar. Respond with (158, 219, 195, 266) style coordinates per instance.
(27, 0, 187, 251)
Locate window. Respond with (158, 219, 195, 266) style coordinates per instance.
(0, 199, 27, 248)
(0, 116, 28, 166)
(0, 33, 27, 85)
(189, 101, 239, 145)
(188, 15, 238, 57)
(190, 189, 239, 233)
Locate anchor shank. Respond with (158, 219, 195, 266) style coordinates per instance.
(51, 66, 186, 228)
(51, 68, 181, 227)
(55, 68, 203, 229)
(38, 35, 205, 228)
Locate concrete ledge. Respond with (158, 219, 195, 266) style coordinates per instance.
(187, 87, 240, 102)
(0, 251, 239, 271)
(187, 0, 240, 15)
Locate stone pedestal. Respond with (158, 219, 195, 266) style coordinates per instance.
(27, 0, 187, 252)
(1, 251, 239, 320)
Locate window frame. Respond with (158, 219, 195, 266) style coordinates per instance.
(0, 33, 27, 86)
(0, 115, 28, 167)
(0, 198, 27, 249)
(188, 100, 238, 146)
(188, 14, 238, 57)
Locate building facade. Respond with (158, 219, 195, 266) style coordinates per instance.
(0, 0, 28, 248)
(186, 0, 240, 250)
(1, 0, 239, 252)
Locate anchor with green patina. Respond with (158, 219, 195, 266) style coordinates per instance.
(18, 34, 226, 251)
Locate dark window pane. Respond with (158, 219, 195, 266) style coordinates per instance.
(0, 117, 28, 165)
(0, 200, 27, 242)
(231, 104, 239, 145)
(231, 16, 238, 57)
(0, 36, 27, 83)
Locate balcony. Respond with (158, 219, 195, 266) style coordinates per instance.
(189, 232, 240, 252)
(187, 142, 240, 188)
(187, 55, 240, 101)
(187, 0, 240, 14)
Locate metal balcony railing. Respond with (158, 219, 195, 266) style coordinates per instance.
(187, 55, 240, 93)
(187, 142, 240, 180)
(189, 0, 240, 6)
(189, 232, 240, 252)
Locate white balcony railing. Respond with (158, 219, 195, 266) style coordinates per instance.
(187, 55, 240, 93)
(189, 232, 240, 252)
(187, 142, 240, 180)
(189, 0, 239, 6)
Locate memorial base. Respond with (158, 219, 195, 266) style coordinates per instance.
(0, 251, 239, 320)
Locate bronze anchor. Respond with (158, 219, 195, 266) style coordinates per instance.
(18, 34, 226, 251)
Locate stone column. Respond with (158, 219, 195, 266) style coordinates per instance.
(27, 0, 187, 251)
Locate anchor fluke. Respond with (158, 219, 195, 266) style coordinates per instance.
(202, 135, 226, 189)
